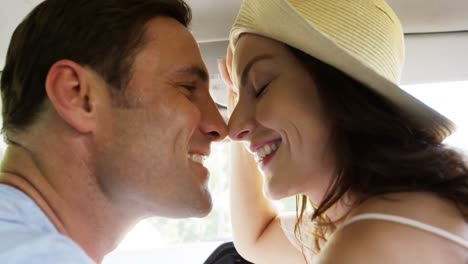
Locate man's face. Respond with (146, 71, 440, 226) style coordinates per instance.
(93, 17, 227, 218)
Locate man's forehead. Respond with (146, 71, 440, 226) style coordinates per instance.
(142, 17, 198, 53)
(133, 18, 206, 75)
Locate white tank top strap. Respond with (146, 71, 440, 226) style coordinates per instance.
(335, 213, 468, 249)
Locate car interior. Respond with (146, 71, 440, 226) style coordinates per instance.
(0, 0, 467, 263)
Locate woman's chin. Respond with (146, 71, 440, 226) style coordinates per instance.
(263, 185, 292, 200)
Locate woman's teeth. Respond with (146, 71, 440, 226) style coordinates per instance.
(254, 142, 279, 162)
(188, 153, 206, 164)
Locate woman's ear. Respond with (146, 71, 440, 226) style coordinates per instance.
(218, 46, 237, 115)
(218, 46, 234, 87)
(45, 60, 97, 133)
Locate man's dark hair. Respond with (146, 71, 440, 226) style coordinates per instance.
(1, 0, 191, 134)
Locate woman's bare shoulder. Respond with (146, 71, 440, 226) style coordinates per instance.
(349, 192, 466, 233)
(314, 192, 468, 264)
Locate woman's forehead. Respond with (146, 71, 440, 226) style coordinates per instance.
(231, 34, 284, 85)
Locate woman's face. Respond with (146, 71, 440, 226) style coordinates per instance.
(228, 34, 336, 201)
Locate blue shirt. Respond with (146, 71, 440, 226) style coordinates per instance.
(0, 184, 95, 263)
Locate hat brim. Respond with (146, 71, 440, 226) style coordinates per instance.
(230, 0, 455, 142)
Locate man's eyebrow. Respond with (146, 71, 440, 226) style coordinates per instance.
(240, 54, 274, 87)
(174, 65, 209, 82)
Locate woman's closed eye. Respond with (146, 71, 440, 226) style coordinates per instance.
(255, 81, 271, 98)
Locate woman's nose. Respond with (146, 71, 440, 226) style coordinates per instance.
(228, 105, 256, 141)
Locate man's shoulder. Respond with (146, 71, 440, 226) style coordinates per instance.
(0, 184, 52, 229)
(0, 184, 95, 263)
(0, 230, 95, 264)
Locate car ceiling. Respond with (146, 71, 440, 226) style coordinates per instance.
(1, 0, 467, 88)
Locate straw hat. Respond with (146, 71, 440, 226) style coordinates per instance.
(229, 0, 455, 142)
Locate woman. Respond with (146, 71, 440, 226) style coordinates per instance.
(219, 0, 468, 263)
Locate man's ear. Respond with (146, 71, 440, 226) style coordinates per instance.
(45, 60, 97, 133)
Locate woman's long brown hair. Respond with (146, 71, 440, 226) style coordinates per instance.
(289, 47, 468, 255)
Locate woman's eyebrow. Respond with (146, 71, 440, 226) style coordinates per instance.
(240, 54, 274, 86)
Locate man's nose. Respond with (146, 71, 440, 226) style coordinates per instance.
(200, 98, 228, 142)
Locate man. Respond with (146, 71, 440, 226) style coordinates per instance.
(0, 0, 227, 262)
